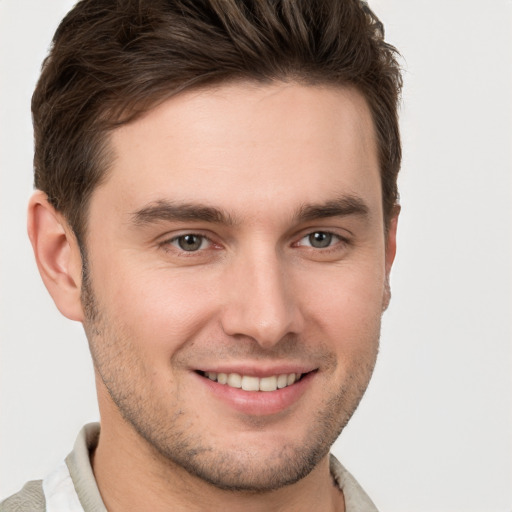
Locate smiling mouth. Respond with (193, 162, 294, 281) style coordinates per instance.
(197, 371, 307, 392)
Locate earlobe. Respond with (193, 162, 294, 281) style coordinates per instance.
(27, 191, 85, 322)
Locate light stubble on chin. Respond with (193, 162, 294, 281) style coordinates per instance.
(80, 259, 379, 493)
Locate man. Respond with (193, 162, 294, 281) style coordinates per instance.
(1, 0, 401, 511)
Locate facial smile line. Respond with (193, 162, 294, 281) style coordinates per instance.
(198, 371, 305, 392)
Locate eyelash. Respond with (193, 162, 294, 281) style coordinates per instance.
(160, 230, 349, 255)
(161, 233, 215, 254)
(295, 231, 347, 250)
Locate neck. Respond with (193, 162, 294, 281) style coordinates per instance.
(91, 419, 345, 512)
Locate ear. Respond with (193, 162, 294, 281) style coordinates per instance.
(382, 204, 400, 311)
(27, 191, 85, 322)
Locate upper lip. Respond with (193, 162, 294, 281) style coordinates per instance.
(195, 364, 317, 378)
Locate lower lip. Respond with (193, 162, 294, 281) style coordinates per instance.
(194, 372, 315, 416)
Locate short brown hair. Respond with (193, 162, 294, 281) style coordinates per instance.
(32, 0, 402, 241)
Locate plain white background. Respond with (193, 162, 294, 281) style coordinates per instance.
(1, 1, 511, 510)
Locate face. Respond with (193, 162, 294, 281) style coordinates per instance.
(81, 82, 396, 491)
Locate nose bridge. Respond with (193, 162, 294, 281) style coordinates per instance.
(220, 244, 301, 347)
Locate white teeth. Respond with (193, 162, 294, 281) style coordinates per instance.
(227, 373, 242, 388)
(241, 375, 260, 391)
(276, 374, 288, 389)
(204, 371, 303, 392)
(259, 376, 277, 392)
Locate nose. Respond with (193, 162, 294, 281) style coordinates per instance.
(220, 249, 303, 349)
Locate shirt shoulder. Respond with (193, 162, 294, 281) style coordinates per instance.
(0, 423, 102, 512)
(330, 454, 379, 512)
(0, 480, 46, 512)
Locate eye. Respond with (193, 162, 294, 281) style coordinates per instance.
(170, 234, 210, 252)
(299, 231, 340, 249)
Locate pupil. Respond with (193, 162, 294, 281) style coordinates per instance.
(309, 232, 332, 248)
(178, 235, 202, 251)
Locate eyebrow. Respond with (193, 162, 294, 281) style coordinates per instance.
(294, 195, 369, 223)
(131, 194, 369, 227)
(131, 200, 237, 226)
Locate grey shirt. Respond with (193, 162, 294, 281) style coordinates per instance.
(1, 423, 378, 511)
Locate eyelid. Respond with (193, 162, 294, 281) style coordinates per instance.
(293, 229, 350, 247)
(299, 232, 337, 248)
(159, 231, 218, 253)
(172, 234, 211, 250)
(157, 227, 350, 254)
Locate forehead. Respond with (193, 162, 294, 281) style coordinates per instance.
(94, 82, 381, 224)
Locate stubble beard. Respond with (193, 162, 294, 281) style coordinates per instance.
(80, 262, 379, 493)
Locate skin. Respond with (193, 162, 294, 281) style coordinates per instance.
(28, 82, 398, 512)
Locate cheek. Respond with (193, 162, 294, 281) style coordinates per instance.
(299, 261, 385, 351)
(95, 261, 222, 356)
